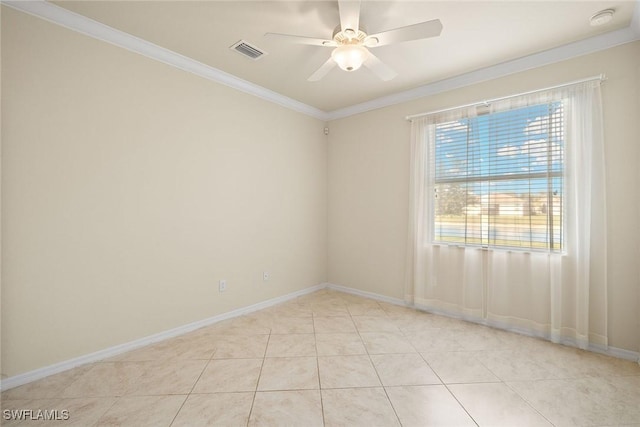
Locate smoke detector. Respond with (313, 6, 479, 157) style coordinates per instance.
(590, 9, 615, 26)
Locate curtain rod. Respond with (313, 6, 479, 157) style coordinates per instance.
(405, 74, 606, 121)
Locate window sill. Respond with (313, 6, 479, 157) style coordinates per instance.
(429, 242, 566, 256)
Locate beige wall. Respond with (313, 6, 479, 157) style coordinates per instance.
(2, 5, 639, 380)
(328, 41, 640, 353)
(1, 8, 327, 377)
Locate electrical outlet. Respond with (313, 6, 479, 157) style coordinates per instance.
(263, 272, 270, 282)
(219, 280, 227, 292)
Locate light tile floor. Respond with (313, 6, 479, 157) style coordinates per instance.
(2, 289, 640, 426)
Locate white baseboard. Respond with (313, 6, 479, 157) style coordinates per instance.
(327, 282, 640, 364)
(325, 283, 408, 307)
(0, 282, 326, 392)
(3, 280, 638, 391)
(588, 343, 640, 362)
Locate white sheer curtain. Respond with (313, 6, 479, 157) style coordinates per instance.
(405, 80, 607, 349)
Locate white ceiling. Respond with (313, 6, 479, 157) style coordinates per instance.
(18, 1, 640, 114)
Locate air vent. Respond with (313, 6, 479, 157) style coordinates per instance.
(230, 40, 267, 60)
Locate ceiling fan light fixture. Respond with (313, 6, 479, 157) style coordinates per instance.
(331, 45, 368, 72)
(268, 0, 442, 81)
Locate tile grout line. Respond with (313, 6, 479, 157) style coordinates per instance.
(246, 329, 272, 426)
(418, 348, 481, 427)
(413, 327, 549, 426)
(372, 300, 481, 426)
(501, 380, 556, 426)
(88, 395, 120, 426)
(45, 362, 123, 425)
(351, 300, 404, 427)
(440, 382, 481, 427)
(167, 339, 218, 426)
(312, 311, 327, 427)
(404, 316, 479, 426)
(7, 290, 640, 425)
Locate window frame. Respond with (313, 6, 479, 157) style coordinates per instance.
(427, 100, 567, 254)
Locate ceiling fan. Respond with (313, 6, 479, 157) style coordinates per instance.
(264, 0, 443, 82)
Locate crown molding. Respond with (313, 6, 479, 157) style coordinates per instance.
(2, 0, 330, 121)
(326, 24, 640, 120)
(3, 0, 639, 123)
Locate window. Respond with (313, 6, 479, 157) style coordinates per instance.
(431, 101, 564, 252)
(409, 78, 606, 348)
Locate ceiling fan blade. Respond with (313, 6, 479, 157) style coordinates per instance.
(363, 52, 397, 81)
(264, 32, 336, 47)
(308, 57, 337, 81)
(338, 0, 361, 33)
(367, 19, 443, 47)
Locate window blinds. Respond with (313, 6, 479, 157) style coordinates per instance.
(432, 101, 564, 252)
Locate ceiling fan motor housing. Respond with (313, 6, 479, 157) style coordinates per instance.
(266, 0, 441, 81)
(332, 26, 368, 45)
